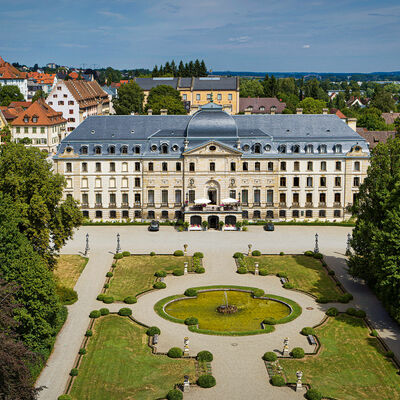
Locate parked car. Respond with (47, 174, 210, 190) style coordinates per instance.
(264, 222, 275, 231)
(149, 220, 159, 232)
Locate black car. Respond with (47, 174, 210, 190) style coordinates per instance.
(149, 220, 159, 231)
(264, 222, 275, 231)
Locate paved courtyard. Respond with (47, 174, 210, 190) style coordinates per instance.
(36, 225, 400, 400)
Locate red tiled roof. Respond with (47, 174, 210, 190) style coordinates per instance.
(0, 56, 27, 80)
(63, 80, 109, 109)
(330, 108, 347, 119)
(69, 71, 79, 79)
(239, 97, 286, 113)
(0, 106, 23, 122)
(357, 128, 396, 149)
(27, 71, 56, 85)
(8, 101, 32, 109)
(11, 98, 66, 126)
(381, 112, 400, 125)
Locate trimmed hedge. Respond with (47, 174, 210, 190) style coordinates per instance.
(155, 270, 167, 278)
(270, 375, 285, 386)
(306, 388, 323, 400)
(313, 252, 323, 260)
(167, 389, 183, 400)
(233, 252, 244, 259)
(150, 251, 156, 256)
(304, 250, 314, 257)
(197, 350, 213, 362)
(56, 286, 78, 305)
(346, 308, 366, 318)
(97, 294, 106, 301)
(146, 326, 161, 336)
(106, 271, 114, 278)
(316, 297, 330, 304)
(114, 253, 123, 259)
(262, 351, 277, 362)
(184, 288, 198, 297)
(89, 310, 101, 319)
(339, 293, 354, 303)
(195, 267, 205, 274)
(154, 281, 167, 289)
(328, 269, 335, 276)
(69, 368, 78, 377)
(253, 289, 265, 298)
(301, 327, 315, 336)
(174, 250, 184, 256)
(100, 308, 109, 316)
(197, 374, 216, 388)
(85, 330, 93, 337)
(263, 317, 276, 325)
(79, 348, 87, 355)
(237, 266, 247, 274)
(184, 316, 199, 326)
(124, 296, 137, 304)
(326, 307, 339, 317)
(193, 252, 204, 258)
(111, 263, 116, 268)
(252, 250, 261, 256)
(173, 269, 184, 276)
(283, 282, 294, 289)
(122, 251, 130, 257)
(167, 347, 183, 358)
(291, 347, 305, 359)
(118, 308, 132, 316)
(58, 395, 72, 400)
(259, 268, 268, 276)
(277, 271, 288, 278)
(102, 295, 114, 304)
(103, 283, 109, 289)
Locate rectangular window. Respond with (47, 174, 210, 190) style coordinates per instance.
(24, 127, 28, 134)
(229, 190, 236, 199)
(148, 190, 154, 204)
(161, 190, 168, 204)
(196, 94, 200, 101)
(228, 93, 232, 100)
(280, 162, 286, 171)
(32, 127, 36, 133)
(319, 193, 326, 203)
(162, 162, 168, 172)
(293, 177, 300, 187)
(334, 193, 341, 203)
(254, 189, 261, 204)
(335, 161, 341, 171)
(95, 193, 102, 205)
(189, 162, 195, 172)
(335, 177, 341, 187)
(217, 94, 222, 100)
(109, 193, 116, 205)
(279, 193, 286, 203)
(320, 177, 326, 187)
(122, 193, 128, 205)
(207, 93, 212, 100)
(82, 193, 88, 205)
(134, 178, 140, 187)
(95, 162, 101, 172)
(176, 162, 181, 171)
(242, 189, 248, 204)
(266, 190, 273, 204)
(110, 162, 115, 172)
(307, 177, 313, 187)
(320, 161, 327, 171)
(41, 127, 45, 133)
(148, 162, 153, 171)
(134, 193, 141, 204)
(82, 162, 87, 172)
(293, 193, 299, 204)
(189, 190, 195, 203)
(69, 110, 73, 114)
(210, 162, 215, 171)
(307, 161, 313, 171)
(66, 163, 72, 172)
(280, 177, 286, 187)
(353, 177, 360, 187)
(306, 193, 313, 203)
(230, 162, 236, 172)
(175, 190, 182, 204)
(135, 162, 140, 171)
(293, 162, 299, 171)
(182, 94, 187, 100)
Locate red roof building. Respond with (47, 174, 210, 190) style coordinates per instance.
(239, 97, 286, 114)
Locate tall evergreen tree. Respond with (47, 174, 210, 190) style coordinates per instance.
(194, 59, 201, 77)
(188, 61, 194, 76)
(178, 61, 185, 77)
(152, 65, 159, 77)
(200, 60, 207, 76)
(164, 61, 171, 75)
(171, 60, 177, 76)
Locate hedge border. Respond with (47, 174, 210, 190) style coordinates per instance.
(154, 285, 302, 336)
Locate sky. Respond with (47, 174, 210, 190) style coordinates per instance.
(1, 0, 400, 73)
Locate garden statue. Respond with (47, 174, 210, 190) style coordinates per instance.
(184, 244, 188, 255)
(184, 262, 188, 275)
(248, 244, 252, 256)
(283, 337, 289, 355)
(183, 375, 190, 392)
(296, 370, 303, 391)
(255, 263, 259, 275)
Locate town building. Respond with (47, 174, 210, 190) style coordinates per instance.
(46, 80, 110, 133)
(11, 98, 66, 153)
(54, 103, 369, 226)
(357, 128, 396, 149)
(382, 112, 400, 125)
(27, 72, 57, 99)
(239, 98, 286, 114)
(0, 56, 28, 100)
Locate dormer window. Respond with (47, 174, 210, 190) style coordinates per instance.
(94, 146, 101, 155)
(109, 145, 115, 154)
(32, 116, 38, 123)
(209, 145, 216, 151)
(24, 116, 29, 123)
(161, 143, 169, 154)
(279, 145, 286, 154)
(264, 144, 271, 151)
(172, 144, 179, 152)
(121, 145, 128, 154)
(334, 144, 342, 153)
(81, 146, 88, 155)
(306, 144, 314, 154)
(242, 144, 250, 152)
(254, 143, 261, 154)
(292, 145, 300, 153)
(319, 144, 327, 154)
(150, 144, 157, 152)
(259, 106, 265, 111)
(134, 145, 141, 154)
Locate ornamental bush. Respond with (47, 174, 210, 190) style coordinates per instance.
(184, 288, 198, 297)
(270, 375, 285, 386)
(69, 368, 78, 377)
(197, 374, 216, 388)
(321, 260, 327, 267)
(174, 250, 184, 256)
(304, 250, 314, 257)
(385, 351, 394, 358)
(166, 389, 183, 400)
(277, 272, 288, 278)
(301, 327, 315, 336)
(56, 286, 78, 305)
(346, 308, 365, 318)
(155, 270, 167, 277)
(326, 307, 339, 316)
(339, 293, 353, 303)
(259, 268, 268, 276)
(102, 295, 114, 304)
(197, 350, 213, 362)
(291, 347, 305, 359)
(111, 263, 116, 268)
(263, 317, 276, 325)
(146, 326, 161, 336)
(85, 330, 93, 337)
(370, 329, 378, 337)
(355, 309, 366, 318)
(313, 252, 323, 260)
(100, 308, 109, 316)
(106, 271, 113, 278)
(233, 252, 244, 259)
(253, 289, 265, 298)
(150, 251, 156, 256)
(194, 266, 205, 274)
(167, 347, 183, 358)
(79, 348, 87, 355)
(118, 308, 132, 316)
(305, 388, 322, 400)
(328, 270, 335, 276)
(279, 252, 285, 256)
(316, 297, 330, 304)
(124, 296, 137, 304)
(97, 294, 106, 301)
(173, 269, 184, 276)
(263, 351, 277, 362)
(184, 316, 198, 326)
(252, 250, 261, 256)
(237, 266, 247, 274)
(153, 281, 167, 289)
(58, 395, 72, 400)
(103, 283, 109, 289)
(89, 310, 101, 319)
(283, 282, 294, 289)
(194, 252, 204, 258)
(122, 251, 131, 257)
(114, 253, 123, 259)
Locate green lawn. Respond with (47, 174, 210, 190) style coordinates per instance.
(107, 255, 192, 300)
(280, 314, 400, 400)
(54, 254, 88, 289)
(70, 315, 197, 400)
(243, 255, 341, 301)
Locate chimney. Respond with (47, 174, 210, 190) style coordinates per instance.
(160, 109, 167, 115)
(296, 108, 303, 115)
(347, 118, 357, 132)
(322, 108, 328, 115)
(236, 138, 241, 150)
(147, 109, 152, 115)
(270, 106, 277, 115)
(245, 107, 252, 115)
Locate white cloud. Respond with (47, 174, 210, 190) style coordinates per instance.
(98, 10, 125, 19)
(229, 36, 250, 43)
(303, 44, 311, 48)
(61, 43, 88, 48)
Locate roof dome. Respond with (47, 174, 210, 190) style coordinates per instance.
(186, 103, 238, 138)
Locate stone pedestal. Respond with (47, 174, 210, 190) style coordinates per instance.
(283, 337, 289, 356)
(183, 376, 190, 392)
(254, 263, 259, 275)
(296, 371, 303, 391)
(183, 244, 188, 255)
(184, 262, 188, 275)
(183, 337, 189, 356)
(248, 244, 252, 256)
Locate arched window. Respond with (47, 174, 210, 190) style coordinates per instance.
(255, 162, 260, 171)
(267, 162, 273, 171)
(121, 177, 128, 188)
(305, 144, 314, 154)
(134, 145, 140, 154)
(279, 144, 286, 153)
(242, 162, 248, 171)
(254, 143, 261, 154)
(334, 144, 342, 153)
(319, 144, 327, 154)
(121, 145, 128, 154)
(81, 178, 88, 188)
(81, 146, 88, 154)
(94, 146, 101, 155)
(150, 144, 157, 152)
(264, 144, 271, 151)
(148, 162, 154, 171)
(122, 162, 128, 172)
(161, 143, 168, 154)
(242, 144, 250, 151)
(292, 145, 300, 153)
(109, 145, 115, 154)
(109, 178, 116, 188)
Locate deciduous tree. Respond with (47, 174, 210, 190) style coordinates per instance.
(0, 85, 24, 106)
(113, 82, 144, 115)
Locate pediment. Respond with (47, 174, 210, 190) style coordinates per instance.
(183, 140, 242, 156)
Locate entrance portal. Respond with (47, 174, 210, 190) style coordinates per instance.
(208, 189, 217, 205)
(208, 215, 219, 229)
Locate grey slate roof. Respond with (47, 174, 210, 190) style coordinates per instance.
(134, 77, 178, 90)
(133, 77, 238, 91)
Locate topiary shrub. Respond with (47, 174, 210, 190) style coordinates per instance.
(328, 270, 335, 276)
(173, 269, 184, 276)
(306, 388, 322, 400)
(124, 296, 137, 304)
(277, 272, 288, 278)
(321, 260, 327, 267)
(166, 389, 183, 400)
(197, 350, 213, 362)
(313, 252, 323, 260)
(184, 288, 198, 297)
(56, 286, 78, 305)
(79, 348, 87, 355)
(97, 294, 106, 301)
(118, 308, 132, 316)
(69, 368, 78, 377)
(146, 326, 161, 336)
(150, 251, 156, 256)
(155, 270, 167, 277)
(195, 266, 205, 274)
(111, 263, 117, 268)
(89, 310, 101, 319)
(262, 351, 277, 362)
(252, 250, 261, 256)
(279, 252, 285, 256)
(184, 316, 198, 326)
(259, 268, 268, 276)
(100, 308, 109, 316)
(304, 250, 314, 257)
(167, 347, 183, 358)
(233, 252, 244, 259)
(253, 289, 265, 298)
(385, 351, 394, 358)
(291, 347, 305, 359)
(263, 317, 276, 325)
(194, 252, 204, 258)
(122, 251, 131, 257)
(270, 375, 285, 386)
(153, 281, 167, 289)
(326, 307, 339, 316)
(102, 295, 114, 304)
(174, 250, 184, 256)
(370, 329, 378, 337)
(85, 330, 93, 337)
(355, 309, 366, 318)
(237, 266, 247, 274)
(346, 308, 357, 316)
(197, 374, 216, 388)
(301, 327, 315, 336)
(316, 297, 330, 304)
(58, 395, 72, 400)
(106, 271, 114, 278)
(114, 253, 123, 259)
(103, 283, 109, 289)
(339, 293, 353, 303)
(283, 282, 294, 289)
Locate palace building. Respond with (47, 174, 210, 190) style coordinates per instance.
(54, 103, 369, 227)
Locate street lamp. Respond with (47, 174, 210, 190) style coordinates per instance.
(314, 233, 319, 254)
(84, 233, 89, 256)
(116, 233, 121, 254)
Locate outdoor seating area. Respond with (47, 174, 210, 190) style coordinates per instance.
(189, 224, 203, 231)
(223, 224, 237, 231)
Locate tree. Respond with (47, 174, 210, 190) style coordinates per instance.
(349, 138, 400, 323)
(32, 90, 47, 102)
(178, 61, 185, 77)
(395, 117, 400, 137)
(298, 97, 326, 114)
(357, 107, 387, 130)
(113, 82, 144, 115)
(147, 85, 182, 103)
(371, 86, 396, 112)
(239, 79, 264, 98)
(0, 125, 11, 143)
(0, 85, 24, 106)
(200, 60, 208, 76)
(0, 143, 82, 268)
(146, 85, 186, 115)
